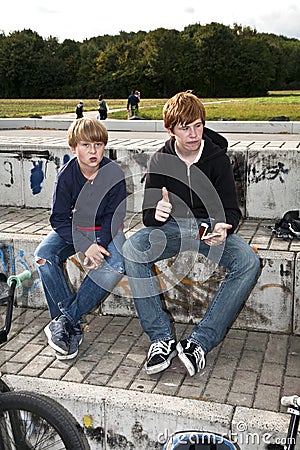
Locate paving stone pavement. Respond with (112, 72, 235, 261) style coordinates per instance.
(0, 305, 299, 414)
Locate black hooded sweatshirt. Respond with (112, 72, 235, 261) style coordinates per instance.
(142, 127, 241, 233)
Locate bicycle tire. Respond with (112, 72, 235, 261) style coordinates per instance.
(0, 390, 90, 450)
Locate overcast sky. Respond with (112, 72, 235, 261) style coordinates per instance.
(1, 0, 299, 42)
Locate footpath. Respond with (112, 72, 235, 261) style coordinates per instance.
(0, 119, 299, 449)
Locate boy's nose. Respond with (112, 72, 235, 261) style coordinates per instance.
(188, 126, 197, 136)
(89, 144, 97, 152)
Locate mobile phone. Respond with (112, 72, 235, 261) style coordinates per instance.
(197, 222, 209, 239)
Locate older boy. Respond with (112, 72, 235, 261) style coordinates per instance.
(123, 91, 260, 376)
(35, 118, 126, 359)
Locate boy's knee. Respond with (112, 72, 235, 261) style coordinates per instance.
(123, 235, 146, 258)
(244, 247, 261, 278)
(34, 253, 50, 266)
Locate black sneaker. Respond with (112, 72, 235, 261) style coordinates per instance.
(44, 317, 72, 355)
(55, 324, 83, 361)
(145, 339, 177, 375)
(176, 339, 206, 376)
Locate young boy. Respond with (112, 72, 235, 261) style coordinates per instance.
(123, 91, 260, 376)
(34, 118, 126, 360)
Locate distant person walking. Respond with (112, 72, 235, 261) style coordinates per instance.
(76, 101, 84, 119)
(97, 94, 108, 120)
(127, 90, 140, 117)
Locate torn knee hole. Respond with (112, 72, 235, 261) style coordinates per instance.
(36, 258, 47, 266)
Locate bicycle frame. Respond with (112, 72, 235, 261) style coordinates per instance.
(281, 396, 299, 450)
(0, 270, 31, 344)
(0, 276, 16, 344)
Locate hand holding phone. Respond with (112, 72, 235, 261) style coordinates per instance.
(197, 222, 221, 240)
(201, 232, 222, 240)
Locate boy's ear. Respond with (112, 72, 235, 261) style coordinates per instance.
(166, 128, 175, 139)
(70, 146, 77, 154)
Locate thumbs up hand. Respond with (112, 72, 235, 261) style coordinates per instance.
(155, 187, 172, 222)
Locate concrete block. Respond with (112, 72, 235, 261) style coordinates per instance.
(246, 148, 300, 218)
(0, 146, 73, 208)
(235, 250, 294, 333)
(104, 119, 157, 132)
(292, 121, 300, 134)
(40, 119, 71, 130)
(0, 119, 34, 129)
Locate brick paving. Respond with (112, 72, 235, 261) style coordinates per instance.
(0, 306, 299, 413)
(0, 206, 299, 414)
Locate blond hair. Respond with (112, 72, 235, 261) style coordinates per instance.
(163, 91, 206, 132)
(67, 117, 108, 147)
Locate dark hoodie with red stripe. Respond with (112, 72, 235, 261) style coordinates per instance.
(142, 127, 241, 233)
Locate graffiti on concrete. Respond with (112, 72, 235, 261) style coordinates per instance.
(0, 244, 39, 296)
(83, 418, 160, 448)
(249, 161, 289, 184)
(3, 161, 14, 187)
(30, 161, 45, 195)
(0, 244, 28, 274)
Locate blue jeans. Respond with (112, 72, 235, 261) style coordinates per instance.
(34, 229, 125, 326)
(123, 218, 260, 353)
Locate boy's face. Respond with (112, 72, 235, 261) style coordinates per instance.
(167, 118, 204, 154)
(71, 141, 105, 173)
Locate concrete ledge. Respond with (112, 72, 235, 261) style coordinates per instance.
(4, 374, 293, 450)
(0, 139, 299, 218)
(0, 117, 300, 134)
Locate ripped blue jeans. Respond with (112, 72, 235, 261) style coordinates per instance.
(34, 229, 125, 326)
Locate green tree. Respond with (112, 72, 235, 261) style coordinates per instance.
(0, 29, 45, 97)
(193, 23, 238, 97)
(141, 28, 184, 97)
(232, 32, 275, 96)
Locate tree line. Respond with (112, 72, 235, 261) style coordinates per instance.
(0, 22, 299, 99)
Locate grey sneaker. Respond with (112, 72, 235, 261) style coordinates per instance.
(145, 339, 177, 375)
(44, 317, 72, 355)
(56, 324, 83, 361)
(176, 339, 206, 376)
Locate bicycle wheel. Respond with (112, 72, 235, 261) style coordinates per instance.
(0, 391, 90, 450)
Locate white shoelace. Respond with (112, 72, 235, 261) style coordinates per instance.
(192, 344, 206, 369)
(148, 340, 174, 357)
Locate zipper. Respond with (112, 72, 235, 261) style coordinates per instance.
(186, 165, 195, 233)
(186, 165, 194, 210)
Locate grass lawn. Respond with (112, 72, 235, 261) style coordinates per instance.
(0, 92, 299, 121)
